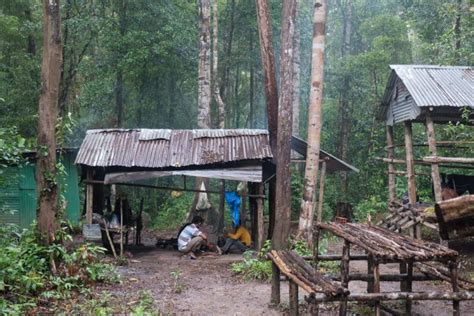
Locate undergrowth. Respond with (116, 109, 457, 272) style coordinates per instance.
(0, 223, 120, 313)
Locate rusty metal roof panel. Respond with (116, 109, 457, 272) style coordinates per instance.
(75, 129, 272, 168)
(390, 65, 474, 107)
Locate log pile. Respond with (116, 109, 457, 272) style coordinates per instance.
(435, 195, 474, 240)
(268, 250, 349, 297)
(318, 222, 458, 262)
(415, 262, 474, 291)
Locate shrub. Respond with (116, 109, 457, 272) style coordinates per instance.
(230, 240, 272, 282)
(0, 223, 120, 313)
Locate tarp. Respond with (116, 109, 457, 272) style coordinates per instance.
(225, 191, 241, 228)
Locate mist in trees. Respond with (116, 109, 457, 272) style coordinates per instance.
(1, 0, 472, 221)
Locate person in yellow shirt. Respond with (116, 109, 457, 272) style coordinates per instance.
(221, 225, 252, 254)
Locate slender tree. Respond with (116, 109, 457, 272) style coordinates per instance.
(212, 0, 225, 128)
(37, 0, 62, 243)
(292, 0, 301, 138)
(339, 0, 352, 194)
(297, 0, 328, 245)
(198, 0, 212, 129)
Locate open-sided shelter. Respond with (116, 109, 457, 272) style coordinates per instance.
(378, 65, 474, 239)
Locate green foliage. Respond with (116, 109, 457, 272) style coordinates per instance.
(150, 190, 194, 231)
(230, 240, 272, 282)
(0, 223, 119, 313)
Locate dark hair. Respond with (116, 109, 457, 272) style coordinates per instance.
(192, 215, 203, 225)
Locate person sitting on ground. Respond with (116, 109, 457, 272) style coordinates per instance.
(178, 215, 207, 259)
(221, 224, 251, 254)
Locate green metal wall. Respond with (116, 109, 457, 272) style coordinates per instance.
(0, 152, 80, 228)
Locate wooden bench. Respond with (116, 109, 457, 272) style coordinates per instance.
(268, 250, 349, 315)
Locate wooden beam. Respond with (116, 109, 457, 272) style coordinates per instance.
(303, 254, 368, 261)
(423, 156, 474, 165)
(386, 125, 396, 202)
(373, 262, 381, 316)
(86, 169, 93, 225)
(375, 157, 474, 170)
(84, 180, 266, 198)
(306, 291, 474, 303)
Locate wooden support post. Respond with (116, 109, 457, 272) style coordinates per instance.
(405, 261, 413, 314)
(450, 260, 460, 316)
(241, 182, 248, 225)
(271, 261, 281, 305)
(86, 168, 93, 224)
(268, 177, 276, 239)
(367, 254, 374, 293)
(289, 279, 299, 316)
(404, 121, 420, 239)
(426, 111, 442, 202)
(120, 201, 124, 257)
(317, 161, 327, 223)
(219, 180, 225, 234)
(339, 240, 350, 316)
(400, 262, 407, 292)
(249, 183, 257, 243)
(373, 261, 381, 316)
(256, 182, 265, 251)
(386, 125, 396, 202)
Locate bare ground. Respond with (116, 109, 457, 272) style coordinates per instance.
(99, 235, 474, 315)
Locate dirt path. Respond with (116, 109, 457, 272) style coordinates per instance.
(107, 247, 286, 315)
(101, 238, 474, 315)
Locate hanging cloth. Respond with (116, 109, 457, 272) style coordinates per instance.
(196, 182, 212, 210)
(225, 191, 241, 228)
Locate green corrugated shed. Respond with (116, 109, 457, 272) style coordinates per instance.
(0, 151, 80, 228)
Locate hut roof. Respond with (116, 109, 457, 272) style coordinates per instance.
(75, 129, 272, 169)
(379, 65, 474, 124)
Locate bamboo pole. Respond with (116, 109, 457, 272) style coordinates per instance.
(426, 112, 442, 202)
(103, 219, 117, 259)
(387, 125, 396, 202)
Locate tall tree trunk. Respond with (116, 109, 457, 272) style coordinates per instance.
(273, 0, 296, 250)
(255, 0, 278, 241)
(297, 0, 328, 245)
(292, 0, 301, 138)
(116, 0, 127, 127)
(212, 0, 225, 128)
(220, 0, 235, 103)
(198, 0, 212, 129)
(37, 0, 62, 244)
(339, 0, 352, 195)
(255, 0, 279, 151)
(453, 0, 462, 63)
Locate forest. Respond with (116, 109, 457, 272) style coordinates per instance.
(0, 0, 473, 314)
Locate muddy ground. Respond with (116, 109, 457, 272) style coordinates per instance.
(100, 234, 474, 315)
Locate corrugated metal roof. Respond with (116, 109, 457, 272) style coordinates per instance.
(75, 129, 272, 168)
(379, 65, 473, 123)
(389, 65, 473, 107)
